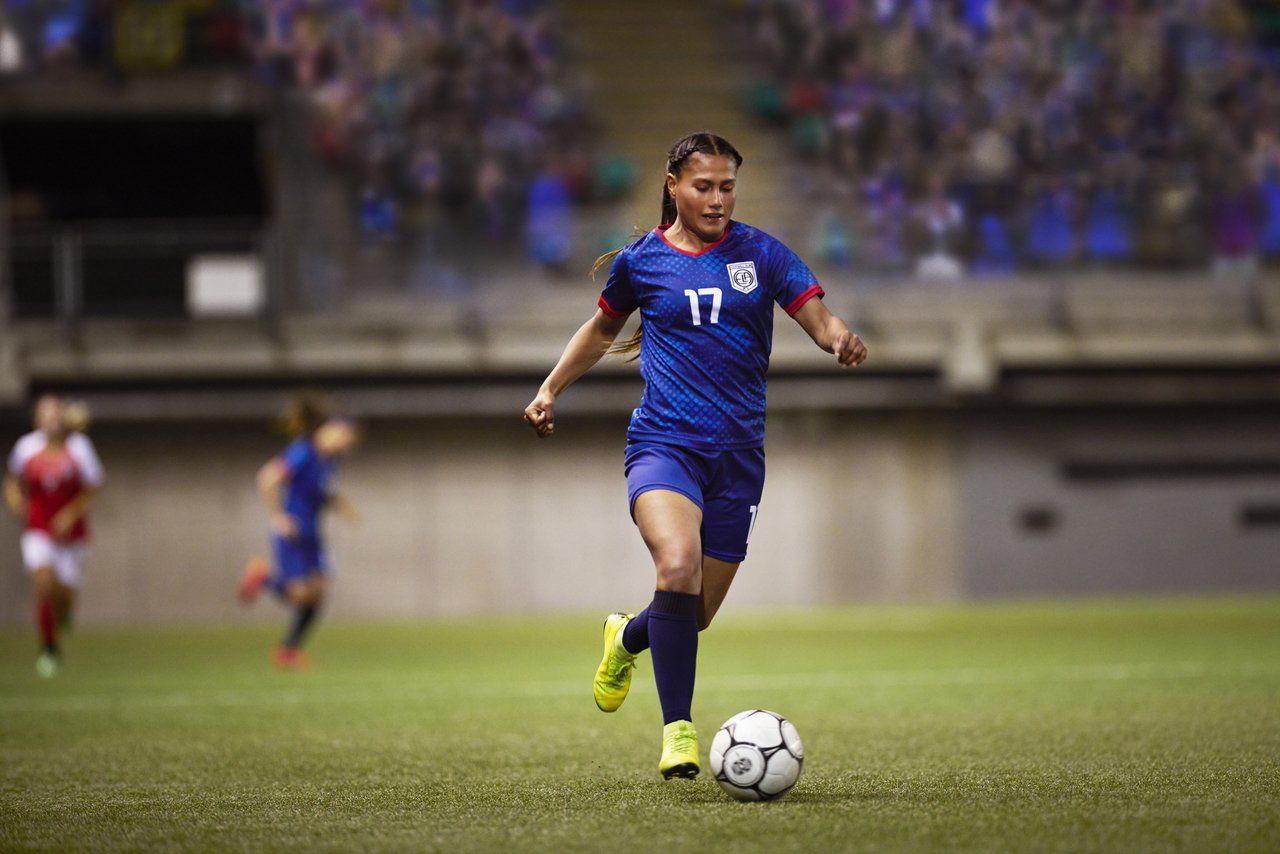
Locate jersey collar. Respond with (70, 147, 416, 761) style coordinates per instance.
(656, 221, 733, 257)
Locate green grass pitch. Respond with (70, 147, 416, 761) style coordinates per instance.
(2, 596, 1278, 852)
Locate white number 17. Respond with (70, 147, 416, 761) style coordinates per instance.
(683, 287, 722, 326)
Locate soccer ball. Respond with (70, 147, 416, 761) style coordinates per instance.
(709, 709, 804, 802)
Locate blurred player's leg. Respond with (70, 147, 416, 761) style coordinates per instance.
(51, 545, 82, 632)
(53, 585, 74, 631)
(274, 575, 324, 670)
(32, 566, 59, 677)
(237, 556, 271, 604)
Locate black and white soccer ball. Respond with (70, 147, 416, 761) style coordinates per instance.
(709, 709, 804, 802)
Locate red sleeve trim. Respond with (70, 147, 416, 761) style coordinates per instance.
(598, 295, 627, 318)
(784, 284, 825, 316)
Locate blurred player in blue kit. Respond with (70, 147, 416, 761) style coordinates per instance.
(238, 394, 361, 670)
(524, 133, 868, 778)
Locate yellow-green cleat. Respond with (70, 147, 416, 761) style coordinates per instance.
(659, 720, 700, 779)
(593, 612, 638, 712)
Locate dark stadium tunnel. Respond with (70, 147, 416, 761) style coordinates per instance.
(1, 115, 268, 317)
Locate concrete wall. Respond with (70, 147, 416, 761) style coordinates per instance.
(958, 410, 1280, 597)
(0, 412, 961, 626)
(3, 406, 1276, 627)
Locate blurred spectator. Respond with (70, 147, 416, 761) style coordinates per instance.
(971, 212, 1016, 276)
(524, 163, 572, 272)
(1261, 170, 1280, 262)
(908, 174, 966, 279)
(1083, 183, 1135, 264)
(1026, 174, 1078, 266)
(1208, 166, 1265, 278)
(746, 0, 1280, 275)
(359, 182, 399, 244)
(0, 9, 25, 75)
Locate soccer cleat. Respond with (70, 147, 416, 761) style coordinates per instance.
(593, 612, 637, 712)
(271, 646, 310, 671)
(35, 651, 59, 679)
(237, 557, 271, 604)
(659, 720, 700, 779)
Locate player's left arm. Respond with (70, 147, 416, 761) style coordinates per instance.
(52, 434, 105, 537)
(50, 488, 98, 539)
(791, 298, 868, 368)
(3, 474, 25, 517)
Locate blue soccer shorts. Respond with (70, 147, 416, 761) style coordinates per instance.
(624, 441, 766, 563)
(271, 534, 328, 590)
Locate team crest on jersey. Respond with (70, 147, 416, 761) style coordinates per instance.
(726, 261, 758, 294)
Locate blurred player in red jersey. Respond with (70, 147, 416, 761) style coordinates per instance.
(4, 394, 105, 678)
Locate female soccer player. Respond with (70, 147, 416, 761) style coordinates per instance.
(237, 394, 361, 670)
(523, 132, 868, 779)
(5, 394, 105, 678)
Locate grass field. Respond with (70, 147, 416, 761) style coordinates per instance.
(2, 597, 1278, 852)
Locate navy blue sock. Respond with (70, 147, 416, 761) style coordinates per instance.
(284, 603, 319, 649)
(621, 606, 650, 654)
(647, 590, 699, 725)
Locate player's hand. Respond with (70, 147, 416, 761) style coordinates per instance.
(833, 330, 868, 368)
(271, 512, 300, 540)
(50, 508, 77, 539)
(523, 388, 556, 438)
(337, 501, 361, 526)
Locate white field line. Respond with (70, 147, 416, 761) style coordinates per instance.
(2, 660, 1278, 715)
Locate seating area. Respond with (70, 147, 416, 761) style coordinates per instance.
(744, 0, 1280, 277)
(240, 0, 630, 267)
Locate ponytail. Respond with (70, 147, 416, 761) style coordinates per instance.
(278, 391, 333, 439)
(62, 400, 91, 434)
(604, 131, 743, 360)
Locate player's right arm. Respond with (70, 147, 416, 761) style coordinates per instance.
(524, 308, 631, 438)
(256, 458, 299, 539)
(3, 474, 24, 517)
(5, 440, 27, 517)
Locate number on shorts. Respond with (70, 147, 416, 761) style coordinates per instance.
(683, 287, 722, 326)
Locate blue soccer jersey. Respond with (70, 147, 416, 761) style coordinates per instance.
(279, 438, 336, 539)
(597, 220, 824, 450)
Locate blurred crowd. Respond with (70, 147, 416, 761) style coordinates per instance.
(0, 1, 629, 268)
(242, 0, 627, 266)
(746, 0, 1280, 277)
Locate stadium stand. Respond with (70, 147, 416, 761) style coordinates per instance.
(741, 0, 1280, 277)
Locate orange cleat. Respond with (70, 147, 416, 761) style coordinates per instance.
(271, 646, 310, 671)
(237, 557, 271, 604)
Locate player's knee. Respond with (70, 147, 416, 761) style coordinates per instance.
(653, 545, 701, 592)
(32, 568, 55, 596)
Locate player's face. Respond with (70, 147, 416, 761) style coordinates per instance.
(315, 421, 361, 457)
(34, 396, 63, 434)
(668, 153, 737, 242)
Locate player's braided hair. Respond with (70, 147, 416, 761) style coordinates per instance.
(658, 132, 743, 228)
(597, 132, 743, 359)
(279, 391, 333, 438)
